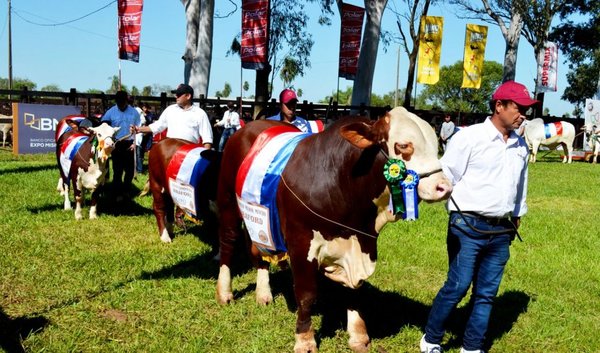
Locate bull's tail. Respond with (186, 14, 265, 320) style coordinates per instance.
(139, 179, 151, 197)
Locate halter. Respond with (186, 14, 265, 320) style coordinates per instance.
(378, 148, 443, 179)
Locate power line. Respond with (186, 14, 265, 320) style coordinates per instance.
(11, 0, 116, 27)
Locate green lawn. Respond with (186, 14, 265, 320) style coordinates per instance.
(0, 147, 599, 353)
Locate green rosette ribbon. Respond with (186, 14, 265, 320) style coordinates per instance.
(383, 159, 407, 215)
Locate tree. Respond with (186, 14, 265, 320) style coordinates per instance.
(215, 82, 232, 98)
(390, 0, 434, 109)
(419, 60, 503, 113)
(142, 86, 153, 96)
(549, 0, 600, 104)
(0, 77, 37, 90)
(242, 81, 250, 98)
(107, 75, 128, 94)
(181, 0, 215, 98)
(41, 84, 61, 92)
(450, 0, 528, 82)
(131, 86, 140, 96)
(280, 57, 300, 88)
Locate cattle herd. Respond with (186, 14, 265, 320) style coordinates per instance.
(51, 109, 597, 352)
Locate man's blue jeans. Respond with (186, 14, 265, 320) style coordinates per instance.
(218, 128, 236, 152)
(424, 212, 512, 351)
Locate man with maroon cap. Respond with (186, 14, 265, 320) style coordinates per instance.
(420, 81, 537, 353)
(267, 88, 309, 132)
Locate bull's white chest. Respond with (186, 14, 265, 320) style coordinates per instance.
(78, 159, 105, 190)
(307, 231, 376, 289)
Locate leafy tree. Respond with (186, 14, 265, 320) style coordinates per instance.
(142, 86, 153, 96)
(41, 84, 61, 92)
(86, 89, 103, 94)
(297, 88, 303, 98)
(131, 86, 140, 96)
(549, 0, 600, 104)
(243, 81, 250, 97)
(280, 57, 300, 88)
(0, 77, 37, 90)
(107, 75, 128, 94)
(320, 86, 353, 105)
(419, 60, 503, 113)
(215, 82, 232, 98)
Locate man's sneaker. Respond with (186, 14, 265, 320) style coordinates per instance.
(460, 348, 485, 353)
(420, 334, 443, 353)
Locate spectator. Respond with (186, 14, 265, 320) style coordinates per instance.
(267, 89, 309, 132)
(214, 101, 241, 152)
(439, 114, 455, 151)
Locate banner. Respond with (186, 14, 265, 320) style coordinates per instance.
(584, 99, 600, 127)
(536, 41, 558, 92)
(461, 24, 488, 89)
(338, 3, 365, 80)
(241, 0, 269, 70)
(417, 16, 444, 85)
(12, 103, 82, 155)
(118, 0, 143, 62)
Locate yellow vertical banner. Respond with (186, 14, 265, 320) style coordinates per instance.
(417, 16, 444, 85)
(461, 24, 488, 89)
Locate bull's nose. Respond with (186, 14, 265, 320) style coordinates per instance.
(436, 182, 453, 199)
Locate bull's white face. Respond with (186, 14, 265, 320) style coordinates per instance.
(385, 107, 452, 201)
(90, 123, 120, 161)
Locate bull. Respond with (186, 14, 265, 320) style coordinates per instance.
(523, 118, 575, 163)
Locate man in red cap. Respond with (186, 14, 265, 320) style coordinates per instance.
(267, 88, 309, 132)
(420, 81, 538, 353)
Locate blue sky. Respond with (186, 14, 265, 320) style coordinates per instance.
(0, 0, 575, 116)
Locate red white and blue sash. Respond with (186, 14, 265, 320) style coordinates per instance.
(55, 116, 86, 141)
(165, 144, 210, 218)
(236, 126, 310, 253)
(307, 120, 324, 133)
(59, 133, 89, 182)
(544, 122, 563, 139)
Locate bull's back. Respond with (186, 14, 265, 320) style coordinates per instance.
(148, 138, 190, 189)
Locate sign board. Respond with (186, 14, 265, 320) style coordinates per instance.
(12, 103, 82, 155)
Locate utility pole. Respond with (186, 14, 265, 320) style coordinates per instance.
(8, 0, 13, 91)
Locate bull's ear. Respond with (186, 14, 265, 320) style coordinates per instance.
(113, 126, 121, 133)
(339, 116, 389, 149)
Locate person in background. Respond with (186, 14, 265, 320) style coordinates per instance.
(134, 83, 212, 149)
(214, 101, 241, 152)
(267, 89, 309, 132)
(141, 103, 156, 151)
(439, 114, 455, 151)
(101, 90, 141, 201)
(420, 81, 536, 353)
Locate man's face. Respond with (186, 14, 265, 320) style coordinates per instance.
(498, 100, 528, 131)
(281, 100, 297, 122)
(176, 92, 191, 107)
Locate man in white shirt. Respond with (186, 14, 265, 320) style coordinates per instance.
(420, 81, 536, 353)
(439, 115, 455, 151)
(214, 101, 241, 152)
(134, 84, 213, 149)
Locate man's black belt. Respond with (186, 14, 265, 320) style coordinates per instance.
(454, 211, 509, 226)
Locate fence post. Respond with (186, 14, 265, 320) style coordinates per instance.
(69, 88, 77, 106)
(20, 86, 28, 103)
(160, 92, 167, 111)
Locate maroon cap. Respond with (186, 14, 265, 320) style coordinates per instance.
(279, 89, 298, 104)
(492, 81, 539, 107)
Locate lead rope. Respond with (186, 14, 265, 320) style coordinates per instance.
(279, 174, 377, 239)
(449, 196, 522, 241)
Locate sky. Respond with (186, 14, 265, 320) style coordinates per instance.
(0, 0, 577, 116)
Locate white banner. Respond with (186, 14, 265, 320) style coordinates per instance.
(536, 41, 558, 93)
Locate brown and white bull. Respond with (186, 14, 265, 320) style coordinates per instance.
(523, 118, 575, 163)
(56, 121, 119, 219)
(216, 107, 452, 353)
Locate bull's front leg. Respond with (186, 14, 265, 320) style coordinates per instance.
(347, 309, 370, 353)
(151, 188, 172, 243)
(290, 261, 319, 353)
(73, 182, 84, 220)
(60, 179, 72, 210)
(249, 244, 273, 305)
(89, 187, 101, 219)
(216, 209, 242, 304)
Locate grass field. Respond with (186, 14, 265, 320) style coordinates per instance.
(0, 147, 599, 353)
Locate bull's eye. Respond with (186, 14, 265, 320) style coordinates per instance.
(398, 144, 409, 149)
(98, 134, 102, 138)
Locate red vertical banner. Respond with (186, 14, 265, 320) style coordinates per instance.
(339, 3, 365, 80)
(118, 0, 143, 63)
(241, 0, 270, 70)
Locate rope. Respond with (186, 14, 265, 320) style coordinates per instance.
(449, 196, 522, 241)
(279, 174, 377, 239)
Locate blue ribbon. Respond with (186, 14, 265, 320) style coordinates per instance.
(400, 170, 419, 220)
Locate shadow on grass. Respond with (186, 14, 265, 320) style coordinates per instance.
(0, 307, 49, 353)
(0, 163, 56, 175)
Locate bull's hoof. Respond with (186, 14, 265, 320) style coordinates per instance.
(160, 230, 172, 243)
(216, 291, 234, 304)
(349, 339, 370, 353)
(294, 331, 317, 353)
(255, 291, 273, 306)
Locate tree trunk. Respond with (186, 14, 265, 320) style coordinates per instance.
(403, 0, 431, 110)
(499, 9, 522, 82)
(350, 0, 388, 112)
(181, 0, 200, 85)
(253, 68, 271, 119)
(189, 0, 214, 98)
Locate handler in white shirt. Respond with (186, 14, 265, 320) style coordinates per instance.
(134, 83, 213, 149)
(214, 101, 241, 152)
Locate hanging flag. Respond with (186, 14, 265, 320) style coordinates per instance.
(338, 3, 365, 80)
(417, 16, 444, 85)
(241, 0, 270, 70)
(117, 0, 143, 62)
(536, 41, 558, 92)
(461, 24, 488, 89)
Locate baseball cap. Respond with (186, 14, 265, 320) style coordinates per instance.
(171, 83, 194, 97)
(279, 89, 298, 104)
(492, 81, 539, 107)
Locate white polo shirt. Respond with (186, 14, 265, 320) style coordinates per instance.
(149, 104, 213, 145)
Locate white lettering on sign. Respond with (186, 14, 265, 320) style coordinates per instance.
(169, 178, 196, 216)
(236, 197, 275, 250)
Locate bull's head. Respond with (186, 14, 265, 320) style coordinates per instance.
(90, 123, 120, 162)
(340, 106, 452, 202)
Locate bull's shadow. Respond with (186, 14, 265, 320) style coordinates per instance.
(0, 307, 49, 353)
(0, 163, 55, 176)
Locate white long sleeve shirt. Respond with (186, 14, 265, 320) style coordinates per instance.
(149, 104, 213, 145)
(441, 117, 529, 218)
(215, 110, 241, 130)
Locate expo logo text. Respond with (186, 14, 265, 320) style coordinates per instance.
(23, 113, 60, 131)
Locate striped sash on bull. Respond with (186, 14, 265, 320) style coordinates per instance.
(236, 126, 311, 253)
(165, 144, 211, 219)
(544, 122, 563, 139)
(59, 133, 89, 183)
(56, 116, 86, 141)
